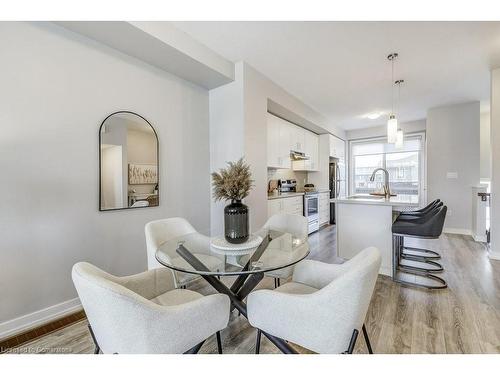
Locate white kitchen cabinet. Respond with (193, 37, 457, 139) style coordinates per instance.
(267, 114, 281, 168)
(267, 113, 320, 171)
(305, 131, 319, 170)
(291, 127, 319, 171)
(267, 196, 304, 218)
(267, 198, 282, 218)
(267, 113, 291, 169)
(289, 124, 305, 152)
(292, 133, 319, 171)
(279, 121, 292, 169)
(318, 192, 330, 226)
(283, 196, 303, 216)
(329, 135, 346, 161)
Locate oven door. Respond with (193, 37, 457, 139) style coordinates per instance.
(305, 195, 319, 218)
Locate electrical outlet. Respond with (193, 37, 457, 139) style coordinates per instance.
(446, 172, 458, 179)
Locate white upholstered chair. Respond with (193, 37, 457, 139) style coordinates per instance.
(247, 247, 381, 354)
(256, 214, 308, 288)
(72, 262, 230, 354)
(145, 217, 224, 288)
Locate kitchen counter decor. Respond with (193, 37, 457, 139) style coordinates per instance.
(212, 157, 254, 244)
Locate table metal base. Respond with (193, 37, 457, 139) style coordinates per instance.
(176, 239, 298, 354)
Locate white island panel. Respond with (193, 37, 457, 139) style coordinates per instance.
(336, 203, 393, 276)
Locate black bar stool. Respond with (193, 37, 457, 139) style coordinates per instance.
(392, 205, 448, 290)
(395, 200, 444, 260)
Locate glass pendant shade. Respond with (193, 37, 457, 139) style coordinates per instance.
(387, 114, 398, 143)
(395, 129, 404, 149)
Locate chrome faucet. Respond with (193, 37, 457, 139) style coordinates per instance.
(370, 168, 391, 198)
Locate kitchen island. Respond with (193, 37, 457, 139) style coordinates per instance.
(332, 194, 419, 276)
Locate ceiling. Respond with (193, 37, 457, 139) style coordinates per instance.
(173, 21, 500, 130)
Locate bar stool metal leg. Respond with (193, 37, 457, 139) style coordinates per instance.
(392, 234, 447, 290)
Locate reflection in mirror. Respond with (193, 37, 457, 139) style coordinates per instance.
(99, 111, 159, 211)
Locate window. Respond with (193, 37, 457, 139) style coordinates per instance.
(349, 133, 425, 202)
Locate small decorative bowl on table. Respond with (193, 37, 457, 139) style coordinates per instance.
(210, 234, 263, 256)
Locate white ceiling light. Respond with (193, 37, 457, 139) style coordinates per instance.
(387, 53, 398, 143)
(364, 112, 383, 120)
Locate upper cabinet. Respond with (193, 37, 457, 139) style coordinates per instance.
(329, 134, 345, 161)
(293, 131, 319, 171)
(267, 113, 291, 169)
(267, 113, 319, 171)
(289, 125, 305, 152)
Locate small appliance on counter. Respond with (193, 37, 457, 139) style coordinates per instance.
(279, 179, 297, 193)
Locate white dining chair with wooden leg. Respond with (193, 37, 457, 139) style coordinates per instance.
(255, 214, 308, 288)
(72, 262, 230, 354)
(247, 247, 381, 354)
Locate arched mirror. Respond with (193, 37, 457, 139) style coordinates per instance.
(99, 111, 159, 211)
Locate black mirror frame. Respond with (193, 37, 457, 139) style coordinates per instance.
(98, 110, 159, 212)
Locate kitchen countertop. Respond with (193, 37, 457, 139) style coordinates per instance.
(267, 192, 305, 200)
(268, 189, 331, 200)
(332, 194, 419, 207)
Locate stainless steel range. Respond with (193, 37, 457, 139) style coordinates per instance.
(304, 191, 319, 234)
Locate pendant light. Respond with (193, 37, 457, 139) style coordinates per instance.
(395, 129, 404, 149)
(387, 53, 398, 143)
(394, 79, 404, 149)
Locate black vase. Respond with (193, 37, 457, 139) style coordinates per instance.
(224, 199, 249, 244)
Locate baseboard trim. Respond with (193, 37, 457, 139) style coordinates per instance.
(0, 298, 81, 340)
(488, 252, 500, 261)
(443, 228, 472, 236)
(473, 234, 487, 243)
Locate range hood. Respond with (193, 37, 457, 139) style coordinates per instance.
(290, 151, 310, 161)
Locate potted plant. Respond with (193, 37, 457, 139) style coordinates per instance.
(211, 158, 253, 244)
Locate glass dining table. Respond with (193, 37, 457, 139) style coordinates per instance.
(155, 228, 310, 354)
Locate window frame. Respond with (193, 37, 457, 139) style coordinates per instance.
(348, 132, 426, 205)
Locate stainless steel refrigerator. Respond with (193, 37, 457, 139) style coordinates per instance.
(329, 159, 346, 224)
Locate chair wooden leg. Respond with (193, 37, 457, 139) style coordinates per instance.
(255, 329, 262, 354)
(216, 331, 223, 354)
(362, 324, 373, 354)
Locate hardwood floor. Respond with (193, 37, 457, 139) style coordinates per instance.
(9, 225, 500, 354)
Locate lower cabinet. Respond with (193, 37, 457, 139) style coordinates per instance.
(267, 196, 304, 218)
(318, 192, 330, 226)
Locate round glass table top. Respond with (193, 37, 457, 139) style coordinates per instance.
(155, 229, 309, 276)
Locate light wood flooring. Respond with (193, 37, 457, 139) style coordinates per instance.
(9, 225, 500, 354)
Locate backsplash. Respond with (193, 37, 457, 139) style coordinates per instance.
(267, 168, 308, 190)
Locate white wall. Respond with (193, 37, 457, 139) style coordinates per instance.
(208, 63, 245, 235)
(346, 119, 426, 140)
(0, 22, 211, 329)
(426, 102, 480, 233)
(480, 112, 492, 180)
(489, 69, 500, 260)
